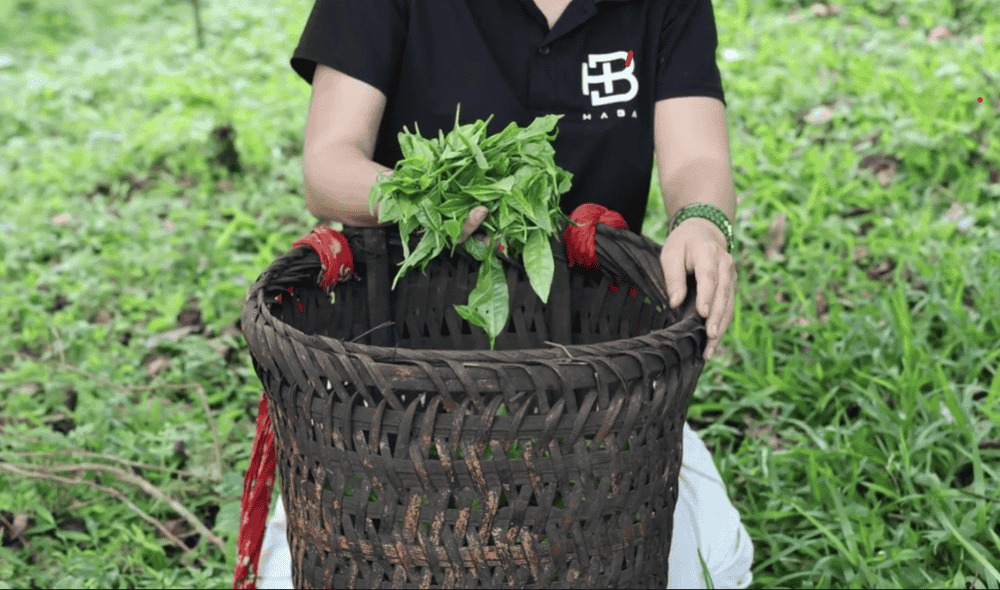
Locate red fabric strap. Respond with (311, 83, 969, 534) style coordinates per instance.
(232, 393, 276, 589)
(234, 208, 638, 587)
(564, 203, 639, 298)
(292, 226, 355, 290)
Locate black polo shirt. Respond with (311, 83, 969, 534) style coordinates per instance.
(291, 0, 726, 236)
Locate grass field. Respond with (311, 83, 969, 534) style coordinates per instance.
(1, 0, 999, 587)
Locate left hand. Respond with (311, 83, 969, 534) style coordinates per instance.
(660, 217, 736, 361)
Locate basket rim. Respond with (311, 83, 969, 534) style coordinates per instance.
(241, 223, 706, 363)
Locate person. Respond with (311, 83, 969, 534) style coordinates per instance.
(257, 0, 753, 587)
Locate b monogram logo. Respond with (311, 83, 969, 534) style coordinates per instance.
(581, 51, 638, 107)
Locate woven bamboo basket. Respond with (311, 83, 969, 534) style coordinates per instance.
(240, 221, 708, 589)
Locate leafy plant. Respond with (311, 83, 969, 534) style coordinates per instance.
(368, 105, 576, 349)
(2, 1, 999, 588)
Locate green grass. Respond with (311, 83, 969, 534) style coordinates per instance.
(1, 0, 998, 587)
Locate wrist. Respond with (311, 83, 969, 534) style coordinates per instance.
(678, 216, 727, 247)
(669, 202, 734, 253)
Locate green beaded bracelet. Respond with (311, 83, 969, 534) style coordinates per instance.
(668, 203, 734, 254)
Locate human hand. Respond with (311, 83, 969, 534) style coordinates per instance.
(458, 205, 492, 246)
(660, 217, 736, 361)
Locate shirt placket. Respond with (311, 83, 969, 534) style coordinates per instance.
(526, 4, 598, 112)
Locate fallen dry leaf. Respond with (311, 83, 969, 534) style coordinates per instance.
(144, 327, 194, 349)
(811, 3, 830, 17)
(858, 153, 900, 173)
(818, 67, 840, 82)
(12, 382, 41, 396)
(853, 245, 870, 262)
(963, 285, 977, 309)
(177, 308, 202, 328)
(163, 518, 193, 539)
(803, 105, 833, 125)
(841, 206, 873, 218)
(743, 408, 787, 451)
(858, 153, 900, 187)
(9, 513, 30, 541)
(50, 213, 74, 225)
(220, 346, 239, 366)
(765, 214, 787, 261)
(852, 129, 882, 151)
(941, 202, 976, 232)
(147, 354, 172, 378)
(867, 258, 896, 282)
(928, 25, 951, 39)
(0, 513, 32, 548)
(901, 264, 920, 287)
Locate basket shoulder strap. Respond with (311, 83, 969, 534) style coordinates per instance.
(547, 236, 573, 343)
(362, 226, 394, 347)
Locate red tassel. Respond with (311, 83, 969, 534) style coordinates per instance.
(235, 228, 354, 588)
(563, 203, 629, 269)
(563, 204, 641, 296)
(232, 393, 276, 589)
(292, 227, 355, 289)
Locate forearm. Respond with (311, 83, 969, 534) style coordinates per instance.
(659, 156, 737, 227)
(303, 145, 394, 227)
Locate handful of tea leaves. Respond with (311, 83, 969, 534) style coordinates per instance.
(368, 106, 575, 349)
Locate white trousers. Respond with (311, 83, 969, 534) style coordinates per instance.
(257, 422, 753, 589)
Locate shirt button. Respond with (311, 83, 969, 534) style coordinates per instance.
(538, 46, 550, 56)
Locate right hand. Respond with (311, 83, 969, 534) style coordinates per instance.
(458, 205, 491, 246)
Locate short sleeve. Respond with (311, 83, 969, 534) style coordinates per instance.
(655, 0, 726, 106)
(290, 0, 408, 95)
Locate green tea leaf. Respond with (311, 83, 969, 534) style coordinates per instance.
(464, 186, 501, 202)
(464, 237, 488, 262)
(499, 199, 513, 228)
(370, 105, 573, 349)
(532, 197, 553, 233)
(443, 218, 463, 251)
(490, 175, 517, 193)
(392, 232, 440, 290)
(454, 303, 487, 331)
(397, 155, 429, 172)
(463, 250, 509, 348)
(524, 229, 554, 304)
(417, 200, 443, 232)
(455, 123, 490, 170)
(481, 120, 523, 151)
(438, 198, 475, 218)
(377, 196, 400, 224)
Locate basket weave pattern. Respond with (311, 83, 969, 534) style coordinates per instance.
(241, 223, 708, 588)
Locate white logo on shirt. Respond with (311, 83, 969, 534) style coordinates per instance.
(581, 51, 638, 107)
(581, 109, 637, 121)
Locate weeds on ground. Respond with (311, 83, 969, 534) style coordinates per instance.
(1, 0, 998, 588)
